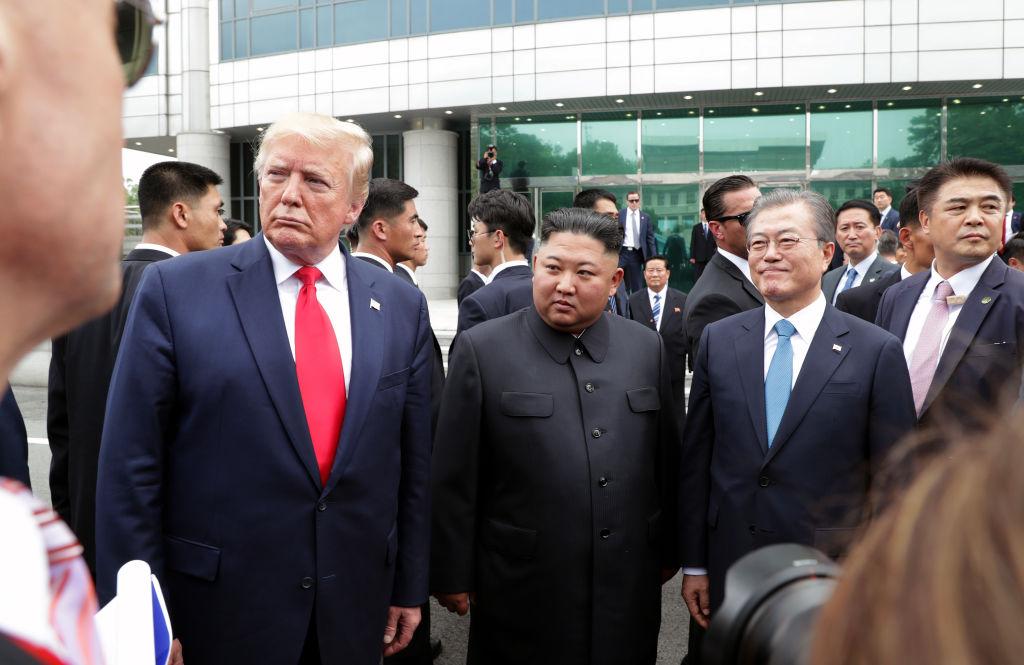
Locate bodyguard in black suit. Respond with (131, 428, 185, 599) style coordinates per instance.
(680, 189, 916, 624)
(874, 187, 901, 232)
(689, 210, 716, 280)
(456, 268, 488, 305)
(822, 200, 899, 303)
(876, 158, 1024, 431)
(629, 255, 688, 425)
(432, 209, 679, 665)
(618, 191, 658, 293)
(48, 161, 226, 573)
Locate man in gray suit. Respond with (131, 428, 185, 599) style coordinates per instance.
(431, 207, 680, 665)
(823, 199, 899, 303)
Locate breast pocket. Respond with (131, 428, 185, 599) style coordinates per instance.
(500, 392, 553, 418)
(626, 386, 660, 413)
(377, 367, 411, 391)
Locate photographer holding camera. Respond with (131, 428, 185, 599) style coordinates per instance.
(476, 144, 503, 193)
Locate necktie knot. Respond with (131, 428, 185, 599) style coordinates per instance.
(296, 266, 323, 288)
(774, 319, 796, 339)
(654, 293, 661, 302)
(933, 281, 954, 303)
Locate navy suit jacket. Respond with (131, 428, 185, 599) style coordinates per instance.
(680, 305, 916, 609)
(456, 263, 532, 336)
(95, 237, 433, 665)
(457, 270, 486, 306)
(876, 258, 1024, 426)
(618, 209, 658, 261)
(881, 208, 901, 232)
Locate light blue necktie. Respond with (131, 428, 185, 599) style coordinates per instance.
(652, 293, 661, 327)
(765, 319, 796, 448)
(838, 267, 857, 296)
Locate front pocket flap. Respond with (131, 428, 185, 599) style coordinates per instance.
(481, 517, 538, 560)
(499, 392, 553, 417)
(626, 386, 660, 412)
(377, 367, 411, 390)
(164, 535, 221, 581)
(822, 381, 858, 394)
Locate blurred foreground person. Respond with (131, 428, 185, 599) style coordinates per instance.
(97, 113, 432, 665)
(432, 208, 680, 665)
(812, 410, 1024, 665)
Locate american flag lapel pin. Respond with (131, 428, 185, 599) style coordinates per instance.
(832, 344, 842, 353)
(370, 298, 381, 311)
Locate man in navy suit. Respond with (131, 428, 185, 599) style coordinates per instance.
(875, 187, 901, 232)
(96, 113, 432, 665)
(456, 189, 535, 336)
(681, 189, 916, 624)
(822, 200, 899, 304)
(618, 191, 658, 294)
(876, 158, 1024, 432)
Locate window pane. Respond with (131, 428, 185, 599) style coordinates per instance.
(335, 0, 387, 44)
(235, 19, 249, 57)
(251, 12, 296, 56)
(390, 0, 408, 36)
(242, 142, 256, 197)
(230, 145, 242, 198)
(643, 184, 701, 292)
(235, 0, 249, 17)
(810, 101, 872, 170)
(632, 0, 652, 10)
(656, 0, 728, 8)
(252, 0, 294, 10)
(410, 0, 427, 33)
(316, 6, 332, 45)
(430, 0, 491, 32)
(642, 109, 698, 173)
(877, 99, 941, 168)
(540, 190, 575, 220)
(371, 135, 385, 179)
(704, 105, 806, 172)
(948, 96, 1024, 165)
(582, 112, 637, 175)
(496, 116, 577, 178)
(809, 180, 872, 210)
(516, 0, 535, 23)
(494, 0, 514, 24)
(300, 8, 314, 48)
(608, 0, 629, 13)
(538, 0, 604, 21)
(222, 0, 235, 19)
(387, 135, 403, 180)
(874, 179, 915, 212)
(144, 44, 159, 76)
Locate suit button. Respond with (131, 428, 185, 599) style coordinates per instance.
(317, 502, 327, 512)
(585, 382, 595, 393)
(598, 477, 608, 487)
(591, 428, 602, 439)
(301, 577, 314, 589)
(758, 476, 771, 487)
(574, 347, 583, 356)
(599, 528, 611, 539)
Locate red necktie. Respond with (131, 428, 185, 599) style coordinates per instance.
(294, 266, 346, 485)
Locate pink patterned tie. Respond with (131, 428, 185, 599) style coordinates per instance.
(908, 281, 954, 416)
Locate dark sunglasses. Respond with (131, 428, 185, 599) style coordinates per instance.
(711, 210, 753, 226)
(116, 0, 161, 87)
(627, 198, 640, 203)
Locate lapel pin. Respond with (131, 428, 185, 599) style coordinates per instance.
(868, 277, 877, 283)
(832, 344, 843, 353)
(370, 298, 381, 311)
(946, 295, 967, 306)
(981, 296, 993, 305)
(674, 307, 681, 313)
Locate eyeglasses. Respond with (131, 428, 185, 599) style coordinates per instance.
(711, 210, 753, 226)
(644, 267, 667, 274)
(747, 236, 820, 254)
(467, 228, 495, 244)
(627, 198, 640, 203)
(116, 0, 161, 87)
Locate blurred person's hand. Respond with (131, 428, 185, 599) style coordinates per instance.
(682, 574, 711, 628)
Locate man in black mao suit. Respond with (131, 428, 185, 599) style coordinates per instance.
(689, 210, 716, 280)
(48, 161, 226, 574)
(618, 191, 658, 293)
(432, 208, 680, 665)
(630, 255, 688, 427)
(876, 159, 1024, 434)
(680, 189, 916, 626)
(456, 190, 536, 336)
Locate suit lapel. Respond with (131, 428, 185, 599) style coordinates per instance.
(227, 240, 321, 490)
(922, 260, 1006, 415)
(735, 310, 769, 455)
(715, 253, 765, 305)
(763, 307, 850, 468)
(889, 273, 928, 341)
(635, 292, 654, 329)
(865, 256, 890, 283)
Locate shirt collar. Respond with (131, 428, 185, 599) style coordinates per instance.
(648, 287, 666, 301)
(471, 268, 492, 284)
(900, 264, 913, 281)
(490, 259, 530, 280)
(924, 254, 996, 298)
(526, 305, 610, 364)
(133, 242, 180, 257)
(849, 250, 879, 274)
(717, 247, 753, 282)
(881, 206, 892, 217)
(763, 292, 827, 343)
(265, 236, 346, 289)
(351, 251, 393, 273)
(396, 262, 418, 285)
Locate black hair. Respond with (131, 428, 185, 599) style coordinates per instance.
(540, 207, 622, 255)
(899, 186, 922, 230)
(345, 225, 359, 250)
(644, 254, 670, 269)
(916, 158, 1013, 214)
(138, 161, 223, 231)
(703, 175, 757, 221)
(572, 189, 618, 210)
(836, 199, 883, 227)
(1005, 231, 1024, 263)
(467, 189, 535, 254)
(873, 187, 893, 197)
(416, 218, 428, 231)
(222, 218, 253, 246)
(356, 178, 419, 234)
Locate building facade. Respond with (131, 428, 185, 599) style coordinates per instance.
(125, 0, 1024, 297)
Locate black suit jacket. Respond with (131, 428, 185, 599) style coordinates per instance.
(457, 270, 486, 306)
(456, 263, 532, 336)
(432, 307, 679, 664)
(629, 288, 688, 383)
(881, 208, 901, 232)
(681, 305, 916, 609)
(835, 268, 903, 323)
(47, 246, 171, 572)
(0, 387, 30, 486)
(682, 252, 763, 362)
(689, 224, 716, 264)
(607, 280, 631, 318)
(876, 258, 1024, 427)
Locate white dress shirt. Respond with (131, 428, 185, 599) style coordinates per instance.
(902, 254, 996, 368)
(647, 287, 667, 330)
(717, 247, 754, 284)
(880, 206, 892, 222)
(470, 268, 492, 285)
(624, 209, 639, 249)
(763, 293, 827, 387)
(488, 259, 529, 280)
(265, 237, 352, 391)
(351, 251, 393, 273)
(900, 265, 913, 281)
(133, 242, 179, 257)
(833, 250, 878, 303)
(396, 262, 418, 286)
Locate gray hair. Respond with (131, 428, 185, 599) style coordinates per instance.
(746, 189, 835, 246)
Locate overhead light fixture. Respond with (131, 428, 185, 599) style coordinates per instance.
(953, 99, 961, 104)
(827, 88, 837, 94)
(886, 101, 894, 106)
(168, 148, 175, 153)
(688, 110, 695, 115)
(498, 106, 507, 111)
(818, 105, 826, 110)
(444, 110, 453, 115)
(346, 118, 354, 122)
(794, 105, 801, 110)
(393, 114, 402, 118)
(751, 107, 759, 113)
(1003, 98, 1010, 102)
(526, 117, 532, 121)
(566, 115, 575, 119)
(980, 110, 987, 115)
(902, 85, 912, 91)
(555, 102, 564, 107)
(754, 91, 764, 97)
(615, 98, 624, 104)
(514, 116, 520, 120)
(134, 141, 143, 146)
(844, 104, 851, 109)
(707, 109, 715, 114)
(256, 127, 264, 131)
(683, 95, 693, 100)
(972, 83, 983, 89)
(625, 112, 633, 117)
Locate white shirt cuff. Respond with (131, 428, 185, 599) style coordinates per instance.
(682, 567, 708, 576)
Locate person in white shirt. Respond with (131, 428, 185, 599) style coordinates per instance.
(823, 199, 899, 303)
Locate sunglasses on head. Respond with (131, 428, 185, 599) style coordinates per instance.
(116, 0, 161, 87)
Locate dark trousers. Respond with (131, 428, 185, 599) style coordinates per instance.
(383, 602, 432, 664)
(619, 248, 645, 294)
(682, 617, 705, 664)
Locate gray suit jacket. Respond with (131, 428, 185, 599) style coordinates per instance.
(822, 254, 899, 303)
